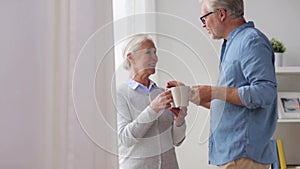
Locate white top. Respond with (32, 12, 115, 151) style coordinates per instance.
(116, 81, 186, 169)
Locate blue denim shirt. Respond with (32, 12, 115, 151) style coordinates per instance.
(209, 21, 278, 165)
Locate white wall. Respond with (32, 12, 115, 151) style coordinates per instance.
(244, 0, 300, 66)
(155, 0, 300, 168)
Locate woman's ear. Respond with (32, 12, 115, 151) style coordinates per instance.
(127, 52, 134, 63)
(127, 52, 132, 60)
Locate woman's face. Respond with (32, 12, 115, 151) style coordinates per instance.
(130, 39, 158, 76)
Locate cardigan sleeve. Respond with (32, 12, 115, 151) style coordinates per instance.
(172, 122, 186, 146)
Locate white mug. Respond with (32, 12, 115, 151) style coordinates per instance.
(169, 86, 191, 108)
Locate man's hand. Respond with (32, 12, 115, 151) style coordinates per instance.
(190, 85, 243, 108)
(190, 85, 212, 109)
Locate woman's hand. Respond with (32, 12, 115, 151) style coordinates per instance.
(150, 90, 173, 113)
(170, 107, 187, 127)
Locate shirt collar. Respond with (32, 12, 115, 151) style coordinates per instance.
(227, 21, 254, 41)
(128, 79, 157, 94)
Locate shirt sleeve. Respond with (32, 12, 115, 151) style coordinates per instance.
(172, 121, 186, 146)
(238, 36, 277, 109)
(117, 91, 160, 147)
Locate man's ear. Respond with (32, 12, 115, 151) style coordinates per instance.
(219, 8, 227, 22)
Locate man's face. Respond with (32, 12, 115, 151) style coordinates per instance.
(200, 1, 223, 40)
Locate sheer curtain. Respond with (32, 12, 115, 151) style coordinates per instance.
(48, 0, 118, 168)
(1, 0, 156, 168)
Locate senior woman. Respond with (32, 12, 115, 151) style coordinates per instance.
(116, 34, 187, 169)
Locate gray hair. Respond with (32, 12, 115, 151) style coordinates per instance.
(122, 34, 155, 70)
(205, 0, 244, 18)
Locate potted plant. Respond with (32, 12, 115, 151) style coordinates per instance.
(270, 38, 286, 66)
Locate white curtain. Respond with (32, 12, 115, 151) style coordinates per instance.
(50, 0, 118, 168)
(1, 0, 159, 168)
(0, 0, 118, 169)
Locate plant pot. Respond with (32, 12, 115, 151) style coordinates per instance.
(274, 52, 283, 67)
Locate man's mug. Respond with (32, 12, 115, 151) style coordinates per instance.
(169, 86, 191, 108)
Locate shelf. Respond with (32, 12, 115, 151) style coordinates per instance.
(278, 118, 300, 123)
(274, 66, 300, 165)
(275, 66, 300, 74)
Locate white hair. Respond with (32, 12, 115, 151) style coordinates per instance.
(204, 0, 244, 18)
(122, 34, 155, 70)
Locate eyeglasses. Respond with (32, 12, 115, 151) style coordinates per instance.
(199, 11, 214, 24)
(200, 9, 227, 24)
